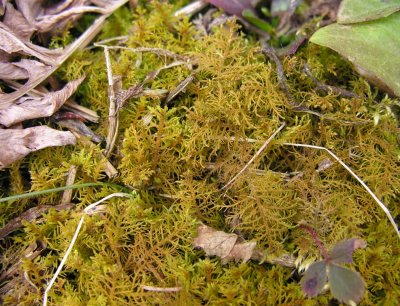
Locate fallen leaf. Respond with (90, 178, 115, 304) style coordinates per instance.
(310, 12, 400, 97)
(0, 126, 76, 168)
(14, 0, 115, 34)
(0, 22, 62, 65)
(0, 1, 128, 107)
(338, 0, 400, 24)
(193, 224, 259, 263)
(0, 76, 85, 126)
(0, 59, 51, 81)
(222, 240, 257, 263)
(0, 62, 30, 80)
(3, 3, 34, 40)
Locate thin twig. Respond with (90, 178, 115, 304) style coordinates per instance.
(43, 192, 133, 306)
(302, 63, 359, 99)
(92, 45, 191, 63)
(221, 123, 286, 191)
(142, 285, 182, 292)
(282, 142, 400, 240)
(103, 46, 119, 157)
(60, 165, 77, 205)
(173, 0, 207, 17)
(260, 41, 322, 117)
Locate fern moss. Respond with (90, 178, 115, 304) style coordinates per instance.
(1, 1, 399, 305)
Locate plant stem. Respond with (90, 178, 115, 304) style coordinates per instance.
(300, 224, 330, 261)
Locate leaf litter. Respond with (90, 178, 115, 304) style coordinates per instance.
(0, 0, 128, 168)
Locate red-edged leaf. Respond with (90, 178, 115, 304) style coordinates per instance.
(330, 238, 367, 264)
(328, 264, 365, 305)
(205, 0, 254, 16)
(300, 261, 327, 297)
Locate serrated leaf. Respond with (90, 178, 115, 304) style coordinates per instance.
(328, 264, 365, 305)
(300, 261, 327, 297)
(338, 0, 400, 24)
(330, 238, 367, 264)
(310, 12, 400, 97)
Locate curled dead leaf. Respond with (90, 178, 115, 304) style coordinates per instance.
(0, 126, 76, 168)
(193, 224, 259, 264)
(3, 3, 34, 40)
(0, 76, 85, 126)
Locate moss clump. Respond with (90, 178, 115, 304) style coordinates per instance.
(1, 1, 399, 305)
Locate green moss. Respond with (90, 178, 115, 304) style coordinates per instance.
(1, 1, 399, 305)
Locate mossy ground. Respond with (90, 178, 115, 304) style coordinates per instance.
(1, 1, 399, 305)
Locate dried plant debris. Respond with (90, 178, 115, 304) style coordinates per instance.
(193, 224, 261, 264)
(0, 126, 76, 168)
(0, 76, 85, 127)
(0, 1, 127, 167)
(0, 1, 128, 106)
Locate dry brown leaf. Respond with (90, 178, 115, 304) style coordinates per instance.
(0, 23, 62, 64)
(3, 3, 34, 40)
(0, 62, 29, 80)
(193, 224, 258, 264)
(0, 0, 128, 107)
(0, 126, 76, 168)
(15, 0, 107, 33)
(0, 59, 51, 81)
(0, 76, 85, 127)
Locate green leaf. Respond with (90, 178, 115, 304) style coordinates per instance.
(242, 9, 274, 33)
(328, 264, 365, 305)
(338, 0, 400, 24)
(310, 12, 400, 97)
(300, 261, 327, 297)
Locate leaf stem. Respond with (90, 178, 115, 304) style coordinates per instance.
(300, 224, 330, 261)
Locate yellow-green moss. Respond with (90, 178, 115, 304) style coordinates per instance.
(1, 1, 399, 305)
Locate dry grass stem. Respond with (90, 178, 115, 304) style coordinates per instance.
(282, 142, 400, 240)
(142, 285, 182, 292)
(43, 192, 133, 306)
(173, 0, 207, 17)
(221, 123, 286, 191)
(60, 165, 77, 205)
(102, 46, 119, 157)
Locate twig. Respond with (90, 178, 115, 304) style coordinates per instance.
(165, 73, 195, 104)
(43, 192, 134, 306)
(221, 123, 286, 191)
(92, 45, 191, 63)
(173, 0, 208, 17)
(260, 41, 322, 117)
(0, 204, 72, 239)
(103, 46, 119, 157)
(142, 285, 182, 292)
(60, 165, 77, 205)
(282, 142, 400, 240)
(302, 63, 359, 99)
